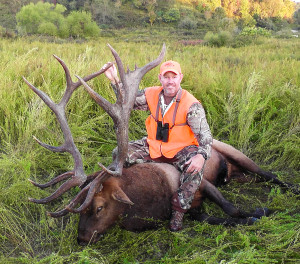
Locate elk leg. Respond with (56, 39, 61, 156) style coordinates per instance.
(188, 211, 257, 226)
(202, 179, 269, 219)
(213, 140, 299, 194)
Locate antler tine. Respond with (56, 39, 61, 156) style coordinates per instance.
(67, 172, 108, 213)
(47, 209, 69, 218)
(53, 55, 72, 90)
(33, 135, 66, 152)
(23, 77, 56, 112)
(28, 175, 84, 204)
(107, 44, 126, 89)
(47, 184, 90, 218)
(47, 170, 105, 217)
(28, 171, 74, 189)
(75, 75, 117, 121)
(138, 43, 166, 79)
(55, 56, 114, 107)
(25, 55, 110, 206)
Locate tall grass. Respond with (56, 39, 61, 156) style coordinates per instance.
(0, 37, 299, 263)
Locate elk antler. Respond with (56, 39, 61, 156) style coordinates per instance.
(26, 44, 166, 217)
(77, 43, 166, 177)
(24, 56, 112, 206)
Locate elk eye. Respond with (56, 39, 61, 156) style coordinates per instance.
(97, 206, 103, 214)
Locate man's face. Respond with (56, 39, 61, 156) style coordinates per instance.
(159, 71, 183, 97)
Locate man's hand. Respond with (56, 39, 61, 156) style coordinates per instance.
(185, 154, 205, 175)
(103, 62, 119, 84)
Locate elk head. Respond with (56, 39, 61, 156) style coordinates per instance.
(25, 44, 166, 218)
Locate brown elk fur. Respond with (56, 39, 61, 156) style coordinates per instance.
(77, 140, 297, 245)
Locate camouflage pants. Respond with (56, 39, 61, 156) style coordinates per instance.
(112, 137, 205, 211)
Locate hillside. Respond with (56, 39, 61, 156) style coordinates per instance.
(0, 0, 299, 36)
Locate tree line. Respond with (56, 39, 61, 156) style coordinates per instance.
(0, 0, 299, 39)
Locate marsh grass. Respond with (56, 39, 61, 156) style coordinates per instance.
(0, 37, 299, 263)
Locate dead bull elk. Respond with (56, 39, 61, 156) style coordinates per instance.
(24, 44, 298, 245)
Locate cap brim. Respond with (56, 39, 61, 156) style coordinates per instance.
(161, 69, 180, 76)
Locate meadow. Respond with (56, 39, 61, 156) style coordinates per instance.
(0, 36, 299, 263)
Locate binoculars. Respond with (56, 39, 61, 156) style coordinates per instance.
(156, 121, 169, 142)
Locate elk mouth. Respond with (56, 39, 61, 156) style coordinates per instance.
(77, 231, 104, 246)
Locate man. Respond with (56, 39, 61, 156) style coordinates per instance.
(105, 60, 212, 231)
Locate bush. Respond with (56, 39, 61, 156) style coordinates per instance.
(219, 17, 237, 32)
(240, 26, 271, 37)
(178, 17, 197, 30)
(67, 11, 100, 38)
(16, 2, 100, 38)
(16, 2, 66, 35)
(204, 30, 233, 47)
(37, 22, 58, 36)
(162, 8, 180, 23)
(274, 29, 295, 39)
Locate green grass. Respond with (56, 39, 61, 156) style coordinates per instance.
(0, 37, 299, 263)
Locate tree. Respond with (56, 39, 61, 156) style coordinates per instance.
(294, 9, 300, 30)
(83, 0, 118, 25)
(16, 2, 67, 35)
(0, 0, 39, 30)
(16, 1, 100, 38)
(67, 11, 100, 38)
(146, 0, 157, 26)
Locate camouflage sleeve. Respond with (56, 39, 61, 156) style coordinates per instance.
(187, 102, 212, 159)
(111, 83, 149, 111)
(134, 89, 149, 111)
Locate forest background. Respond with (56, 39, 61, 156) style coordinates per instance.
(0, 0, 300, 43)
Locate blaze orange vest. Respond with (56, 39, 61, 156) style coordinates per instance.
(145, 86, 199, 158)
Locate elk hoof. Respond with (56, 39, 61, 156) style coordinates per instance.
(249, 217, 259, 224)
(255, 207, 271, 217)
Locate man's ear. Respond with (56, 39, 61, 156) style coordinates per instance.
(179, 73, 184, 82)
(158, 74, 163, 84)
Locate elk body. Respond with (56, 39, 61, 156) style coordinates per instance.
(24, 44, 298, 246)
(77, 140, 295, 245)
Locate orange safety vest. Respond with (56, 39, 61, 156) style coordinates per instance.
(145, 86, 199, 159)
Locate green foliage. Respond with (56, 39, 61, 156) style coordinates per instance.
(15, 1, 100, 38)
(204, 30, 233, 47)
(0, 0, 298, 34)
(240, 26, 272, 37)
(16, 2, 67, 35)
(178, 16, 198, 29)
(67, 11, 100, 38)
(162, 7, 181, 23)
(0, 37, 299, 263)
(37, 21, 58, 36)
(294, 8, 300, 30)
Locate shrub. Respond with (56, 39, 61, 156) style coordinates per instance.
(16, 2, 66, 35)
(162, 8, 180, 23)
(67, 11, 100, 38)
(204, 30, 233, 47)
(240, 26, 271, 37)
(16, 2, 100, 38)
(275, 29, 295, 39)
(37, 22, 58, 36)
(178, 17, 197, 30)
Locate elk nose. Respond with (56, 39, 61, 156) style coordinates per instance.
(77, 237, 88, 246)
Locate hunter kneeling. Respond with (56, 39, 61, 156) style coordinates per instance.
(104, 60, 213, 231)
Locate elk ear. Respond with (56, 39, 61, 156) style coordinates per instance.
(112, 188, 134, 205)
